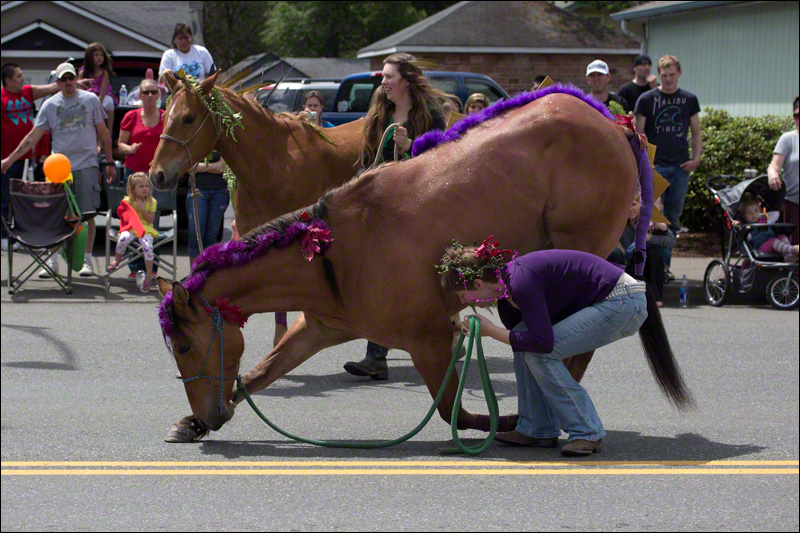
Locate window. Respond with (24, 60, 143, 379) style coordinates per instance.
(337, 79, 382, 112)
(464, 78, 505, 103)
(259, 88, 297, 113)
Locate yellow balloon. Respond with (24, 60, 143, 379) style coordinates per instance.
(44, 153, 71, 183)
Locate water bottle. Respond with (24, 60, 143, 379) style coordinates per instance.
(679, 274, 689, 308)
(136, 269, 146, 291)
(119, 84, 128, 106)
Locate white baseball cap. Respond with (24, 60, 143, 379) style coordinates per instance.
(55, 63, 77, 80)
(586, 60, 609, 76)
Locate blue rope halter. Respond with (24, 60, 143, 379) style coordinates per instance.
(179, 291, 240, 417)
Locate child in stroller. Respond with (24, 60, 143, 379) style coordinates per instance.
(732, 197, 798, 262)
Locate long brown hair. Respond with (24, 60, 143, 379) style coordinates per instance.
(357, 53, 455, 169)
(82, 42, 115, 78)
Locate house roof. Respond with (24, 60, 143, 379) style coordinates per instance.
(358, 0, 639, 57)
(610, 1, 740, 21)
(282, 58, 370, 79)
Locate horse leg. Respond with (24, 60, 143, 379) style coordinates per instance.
(563, 350, 595, 382)
(241, 312, 357, 397)
(409, 334, 518, 433)
(273, 312, 288, 348)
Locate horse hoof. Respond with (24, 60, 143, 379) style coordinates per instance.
(164, 418, 210, 443)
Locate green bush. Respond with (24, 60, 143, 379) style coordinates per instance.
(682, 108, 794, 231)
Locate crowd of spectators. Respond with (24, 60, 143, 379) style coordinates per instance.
(1, 24, 798, 301)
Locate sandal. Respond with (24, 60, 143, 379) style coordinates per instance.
(140, 275, 152, 293)
(107, 260, 119, 272)
(164, 417, 209, 443)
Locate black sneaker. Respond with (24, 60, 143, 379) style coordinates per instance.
(344, 356, 389, 380)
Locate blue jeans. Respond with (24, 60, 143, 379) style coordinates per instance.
(186, 188, 230, 261)
(655, 165, 690, 232)
(513, 289, 647, 442)
(2, 160, 25, 238)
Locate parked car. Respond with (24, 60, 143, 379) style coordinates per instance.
(325, 71, 510, 126)
(256, 79, 341, 114)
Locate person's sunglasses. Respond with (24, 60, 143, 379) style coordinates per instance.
(794, 112, 799, 118)
(141, 90, 159, 96)
(59, 75, 76, 82)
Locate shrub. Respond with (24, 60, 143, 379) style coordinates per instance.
(682, 108, 794, 231)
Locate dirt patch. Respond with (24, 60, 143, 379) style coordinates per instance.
(673, 232, 722, 258)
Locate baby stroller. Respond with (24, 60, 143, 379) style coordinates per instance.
(704, 174, 798, 310)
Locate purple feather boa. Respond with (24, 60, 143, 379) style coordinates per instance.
(412, 83, 614, 157)
(158, 219, 332, 336)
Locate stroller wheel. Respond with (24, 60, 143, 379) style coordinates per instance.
(766, 273, 799, 310)
(704, 259, 730, 307)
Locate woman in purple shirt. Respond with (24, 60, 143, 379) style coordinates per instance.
(439, 237, 692, 456)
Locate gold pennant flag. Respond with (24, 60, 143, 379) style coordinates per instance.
(646, 142, 670, 224)
(237, 82, 271, 96)
(221, 67, 253, 89)
(447, 111, 466, 129)
(537, 75, 556, 89)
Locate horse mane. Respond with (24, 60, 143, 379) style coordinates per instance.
(158, 192, 338, 336)
(412, 83, 614, 157)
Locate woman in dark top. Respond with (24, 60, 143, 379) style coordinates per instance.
(344, 53, 451, 380)
(438, 237, 691, 456)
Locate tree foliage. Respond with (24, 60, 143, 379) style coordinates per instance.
(682, 108, 794, 231)
(203, 1, 273, 71)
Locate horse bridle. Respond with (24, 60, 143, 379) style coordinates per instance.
(159, 97, 221, 173)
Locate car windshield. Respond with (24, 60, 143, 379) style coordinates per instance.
(336, 78, 382, 113)
(259, 88, 297, 114)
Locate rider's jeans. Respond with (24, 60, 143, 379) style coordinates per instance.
(513, 291, 647, 442)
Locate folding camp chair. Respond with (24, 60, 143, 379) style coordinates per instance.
(103, 183, 177, 293)
(2, 179, 93, 295)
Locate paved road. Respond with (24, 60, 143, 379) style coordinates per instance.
(1, 245, 798, 531)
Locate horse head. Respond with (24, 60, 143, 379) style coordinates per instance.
(158, 276, 243, 431)
(150, 70, 222, 191)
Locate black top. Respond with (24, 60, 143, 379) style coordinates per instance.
(617, 81, 652, 111)
(634, 88, 701, 167)
(193, 151, 227, 190)
(604, 92, 629, 114)
(365, 106, 446, 168)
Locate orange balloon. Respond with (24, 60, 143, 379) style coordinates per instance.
(44, 153, 71, 183)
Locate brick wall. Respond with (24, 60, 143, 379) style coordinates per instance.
(369, 52, 638, 98)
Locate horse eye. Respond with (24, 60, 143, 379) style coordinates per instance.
(178, 343, 191, 354)
(182, 115, 195, 125)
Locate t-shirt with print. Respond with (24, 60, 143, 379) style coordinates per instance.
(159, 45, 214, 81)
(34, 90, 107, 171)
(617, 81, 652, 113)
(2, 85, 36, 159)
(634, 88, 701, 167)
(774, 130, 799, 205)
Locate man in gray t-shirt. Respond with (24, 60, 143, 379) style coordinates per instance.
(1, 63, 116, 276)
(768, 101, 799, 244)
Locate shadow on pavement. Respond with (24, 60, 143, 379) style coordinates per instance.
(0, 323, 79, 371)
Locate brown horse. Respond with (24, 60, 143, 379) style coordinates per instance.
(149, 71, 364, 342)
(158, 88, 691, 439)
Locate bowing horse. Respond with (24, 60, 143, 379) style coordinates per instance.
(149, 71, 364, 344)
(158, 85, 692, 440)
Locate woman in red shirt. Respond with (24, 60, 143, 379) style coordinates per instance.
(117, 79, 164, 182)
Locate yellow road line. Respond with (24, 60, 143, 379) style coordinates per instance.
(3, 460, 797, 468)
(2, 468, 798, 476)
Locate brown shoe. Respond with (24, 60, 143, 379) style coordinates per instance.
(560, 438, 603, 456)
(494, 430, 558, 447)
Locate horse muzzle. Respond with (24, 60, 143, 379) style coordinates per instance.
(149, 169, 179, 192)
(196, 399, 236, 432)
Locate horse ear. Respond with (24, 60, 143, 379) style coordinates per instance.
(171, 281, 190, 306)
(160, 70, 179, 92)
(157, 276, 172, 297)
(199, 70, 221, 95)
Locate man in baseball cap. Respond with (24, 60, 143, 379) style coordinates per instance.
(618, 55, 658, 111)
(585, 59, 628, 115)
(55, 62, 77, 80)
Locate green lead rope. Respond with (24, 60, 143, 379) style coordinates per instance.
(235, 316, 499, 455)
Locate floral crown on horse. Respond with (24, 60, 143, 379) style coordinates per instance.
(436, 235, 517, 283)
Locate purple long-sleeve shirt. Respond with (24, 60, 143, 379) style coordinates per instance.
(497, 250, 624, 354)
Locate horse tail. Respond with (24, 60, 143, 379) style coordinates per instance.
(638, 282, 696, 410)
(322, 256, 343, 309)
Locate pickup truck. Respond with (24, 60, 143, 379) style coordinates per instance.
(325, 71, 509, 126)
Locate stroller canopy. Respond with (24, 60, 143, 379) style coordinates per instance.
(716, 175, 786, 215)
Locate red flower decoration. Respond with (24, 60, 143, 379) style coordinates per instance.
(300, 211, 310, 222)
(205, 296, 248, 328)
(300, 226, 333, 262)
